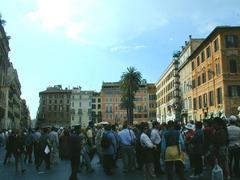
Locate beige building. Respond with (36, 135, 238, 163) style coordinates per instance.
(156, 58, 179, 123)
(178, 37, 204, 122)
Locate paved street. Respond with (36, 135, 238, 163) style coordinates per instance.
(0, 147, 238, 180)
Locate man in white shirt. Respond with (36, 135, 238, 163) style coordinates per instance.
(140, 123, 157, 179)
(150, 121, 163, 176)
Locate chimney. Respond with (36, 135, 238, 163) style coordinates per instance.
(185, 41, 187, 46)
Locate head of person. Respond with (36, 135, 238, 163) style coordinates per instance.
(104, 124, 112, 131)
(122, 122, 128, 129)
(229, 115, 237, 125)
(152, 121, 159, 129)
(195, 121, 203, 130)
(167, 120, 175, 130)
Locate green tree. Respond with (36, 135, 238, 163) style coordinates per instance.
(120, 67, 142, 124)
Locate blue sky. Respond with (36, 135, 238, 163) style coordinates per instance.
(1, 0, 240, 119)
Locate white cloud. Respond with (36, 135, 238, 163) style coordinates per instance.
(110, 45, 146, 53)
(26, 0, 168, 46)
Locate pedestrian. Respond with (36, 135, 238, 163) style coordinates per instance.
(118, 122, 136, 173)
(3, 130, 14, 165)
(140, 122, 157, 180)
(49, 127, 59, 165)
(69, 125, 82, 180)
(150, 121, 163, 176)
(161, 120, 185, 180)
(25, 129, 34, 164)
(12, 130, 26, 174)
(95, 125, 104, 164)
(212, 117, 230, 180)
(59, 128, 70, 159)
(227, 115, 240, 177)
(36, 127, 51, 172)
(101, 124, 117, 176)
(189, 121, 204, 178)
(33, 127, 41, 166)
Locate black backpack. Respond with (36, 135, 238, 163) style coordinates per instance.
(101, 133, 111, 148)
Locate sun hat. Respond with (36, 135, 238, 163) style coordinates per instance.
(185, 123, 195, 130)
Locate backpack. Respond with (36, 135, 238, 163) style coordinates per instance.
(101, 133, 111, 148)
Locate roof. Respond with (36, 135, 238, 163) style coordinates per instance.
(189, 26, 240, 60)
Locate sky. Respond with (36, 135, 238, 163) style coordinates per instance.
(1, 0, 240, 119)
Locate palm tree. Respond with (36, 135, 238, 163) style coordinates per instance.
(120, 67, 142, 124)
(0, 14, 6, 26)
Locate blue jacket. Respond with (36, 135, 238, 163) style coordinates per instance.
(102, 130, 117, 155)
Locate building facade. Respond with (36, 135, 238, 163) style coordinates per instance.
(178, 37, 204, 122)
(189, 26, 240, 120)
(101, 81, 156, 125)
(92, 92, 102, 124)
(156, 58, 180, 123)
(37, 85, 72, 128)
(0, 18, 30, 130)
(37, 86, 99, 128)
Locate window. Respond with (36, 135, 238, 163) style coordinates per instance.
(201, 51, 205, 63)
(216, 62, 221, 76)
(225, 35, 238, 48)
(217, 87, 222, 104)
(214, 38, 219, 52)
(98, 98, 101, 103)
(98, 104, 101, 109)
(202, 72, 206, 84)
(228, 85, 240, 97)
(92, 99, 96, 103)
(193, 98, 197, 110)
(92, 104, 96, 109)
(188, 97, 192, 109)
(72, 102, 74, 107)
(206, 46, 211, 58)
(198, 96, 202, 109)
(197, 76, 201, 86)
(192, 79, 196, 89)
(208, 68, 213, 80)
(79, 102, 81, 107)
(197, 56, 200, 66)
(49, 100, 52, 104)
(209, 91, 214, 106)
(203, 93, 207, 107)
(229, 59, 237, 73)
(192, 61, 195, 71)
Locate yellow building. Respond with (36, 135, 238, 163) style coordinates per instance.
(189, 26, 240, 120)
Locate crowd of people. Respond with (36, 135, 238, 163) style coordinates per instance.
(0, 115, 240, 180)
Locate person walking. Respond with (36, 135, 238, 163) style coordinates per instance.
(12, 130, 26, 174)
(189, 121, 204, 178)
(36, 127, 51, 172)
(69, 125, 82, 180)
(140, 122, 157, 180)
(150, 121, 163, 176)
(161, 120, 185, 180)
(101, 124, 117, 176)
(49, 127, 59, 165)
(118, 123, 136, 173)
(227, 115, 240, 177)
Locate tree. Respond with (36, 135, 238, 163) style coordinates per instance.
(120, 67, 142, 124)
(0, 14, 6, 26)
